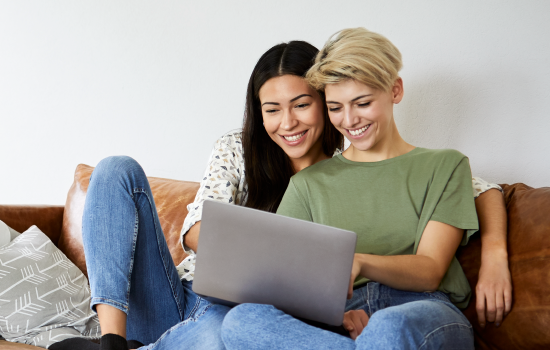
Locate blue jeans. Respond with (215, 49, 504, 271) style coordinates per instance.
(82, 156, 229, 350)
(222, 282, 474, 350)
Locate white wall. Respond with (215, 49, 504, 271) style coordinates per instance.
(1, 0, 549, 204)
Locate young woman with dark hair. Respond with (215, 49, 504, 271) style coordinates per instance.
(53, 38, 509, 350)
(62, 41, 341, 350)
(241, 42, 343, 212)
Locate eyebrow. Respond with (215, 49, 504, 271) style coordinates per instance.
(290, 94, 311, 102)
(326, 94, 373, 104)
(261, 94, 312, 107)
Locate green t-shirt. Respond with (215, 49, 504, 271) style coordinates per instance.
(276, 147, 479, 308)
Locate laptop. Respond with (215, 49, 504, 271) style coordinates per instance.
(192, 200, 357, 326)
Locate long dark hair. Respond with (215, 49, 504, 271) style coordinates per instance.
(242, 41, 344, 212)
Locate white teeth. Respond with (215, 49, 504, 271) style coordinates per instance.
(349, 125, 370, 136)
(283, 131, 306, 142)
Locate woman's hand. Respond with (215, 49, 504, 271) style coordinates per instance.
(476, 257, 512, 327)
(343, 309, 369, 340)
(348, 254, 362, 299)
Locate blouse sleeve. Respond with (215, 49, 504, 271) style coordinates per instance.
(472, 177, 503, 199)
(180, 132, 245, 254)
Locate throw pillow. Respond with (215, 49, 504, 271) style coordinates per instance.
(8, 226, 20, 241)
(0, 220, 21, 247)
(0, 225, 100, 348)
(0, 220, 11, 247)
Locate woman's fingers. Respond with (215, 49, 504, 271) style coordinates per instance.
(485, 290, 497, 323)
(495, 290, 505, 326)
(343, 310, 369, 340)
(477, 283, 514, 327)
(475, 259, 514, 327)
(348, 279, 354, 299)
(476, 291, 487, 327)
(348, 255, 361, 300)
(343, 312, 357, 339)
(504, 285, 513, 316)
(358, 309, 369, 328)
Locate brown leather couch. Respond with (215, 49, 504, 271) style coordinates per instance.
(1, 164, 549, 350)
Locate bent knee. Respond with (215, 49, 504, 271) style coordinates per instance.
(222, 303, 264, 330)
(93, 156, 145, 183)
(361, 302, 472, 348)
(221, 304, 274, 344)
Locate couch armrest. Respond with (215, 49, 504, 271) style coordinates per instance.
(0, 205, 64, 245)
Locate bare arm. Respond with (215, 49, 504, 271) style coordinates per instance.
(474, 188, 512, 327)
(348, 221, 463, 297)
(183, 221, 201, 253)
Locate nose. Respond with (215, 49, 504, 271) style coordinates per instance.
(343, 106, 360, 128)
(280, 108, 298, 131)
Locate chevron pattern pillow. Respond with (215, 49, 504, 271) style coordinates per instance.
(0, 226, 100, 348)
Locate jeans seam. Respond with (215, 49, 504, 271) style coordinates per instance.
(186, 294, 202, 320)
(366, 284, 372, 316)
(191, 302, 212, 320)
(418, 322, 473, 350)
(134, 187, 185, 320)
(124, 206, 139, 312)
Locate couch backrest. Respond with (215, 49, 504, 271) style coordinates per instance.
(57, 164, 199, 277)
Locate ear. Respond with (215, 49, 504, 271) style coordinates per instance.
(392, 78, 404, 104)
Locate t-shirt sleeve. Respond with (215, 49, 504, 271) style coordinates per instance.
(472, 176, 503, 199)
(276, 179, 313, 222)
(180, 134, 243, 253)
(430, 157, 479, 245)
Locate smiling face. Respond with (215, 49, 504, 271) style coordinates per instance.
(325, 78, 404, 159)
(259, 75, 328, 171)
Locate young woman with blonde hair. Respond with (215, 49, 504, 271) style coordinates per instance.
(220, 28, 510, 349)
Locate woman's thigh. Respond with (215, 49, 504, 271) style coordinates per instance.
(221, 304, 355, 350)
(139, 303, 230, 350)
(357, 299, 473, 350)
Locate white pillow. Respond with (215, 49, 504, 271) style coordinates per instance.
(0, 220, 20, 247)
(0, 226, 100, 348)
(0, 220, 10, 248)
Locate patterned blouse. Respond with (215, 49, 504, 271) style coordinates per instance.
(176, 130, 502, 280)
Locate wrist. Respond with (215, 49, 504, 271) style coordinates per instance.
(480, 247, 509, 266)
(356, 253, 373, 277)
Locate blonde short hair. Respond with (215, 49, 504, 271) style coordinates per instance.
(306, 28, 402, 92)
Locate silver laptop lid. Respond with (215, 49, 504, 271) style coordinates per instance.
(192, 200, 357, 326)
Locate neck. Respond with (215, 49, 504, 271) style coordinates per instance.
(343, 118, 414, 162)
(290, 141, 330, 173)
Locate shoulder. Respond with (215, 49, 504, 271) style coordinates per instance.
(290, 157, 340, 185)
(210, 129, 244, 163)
(413, 148, 468, 168)
(215, 129, 243, 149)
(205, 129, 245, 174)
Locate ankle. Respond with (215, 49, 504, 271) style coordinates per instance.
(100, 333, 128, 350)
